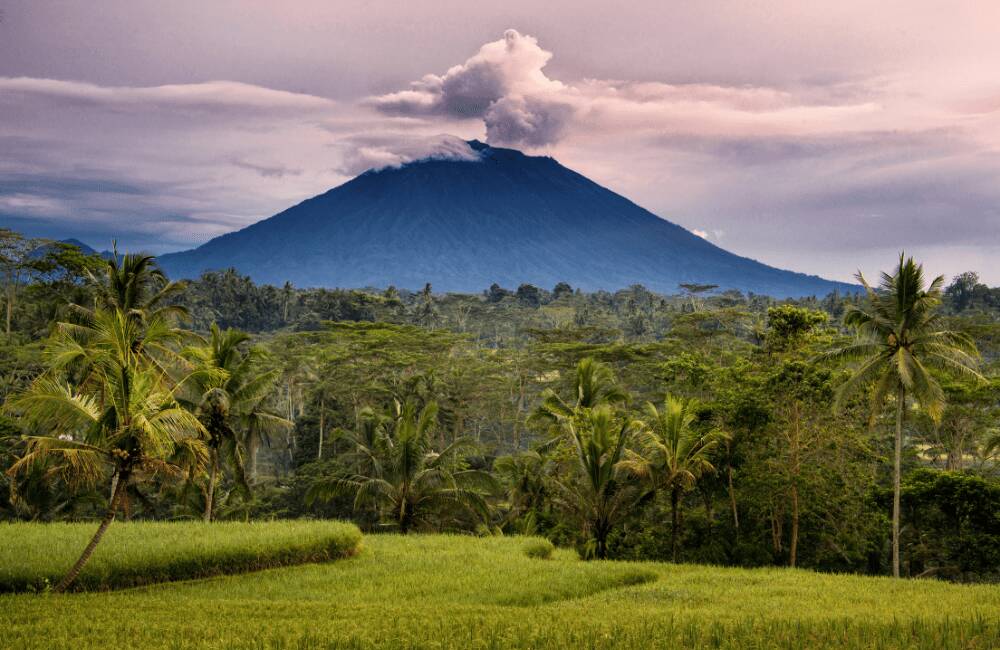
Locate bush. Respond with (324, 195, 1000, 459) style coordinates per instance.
(523, 538, 555, 559)
(899, 469, 1000, 581)
(0, 520, 362, 593)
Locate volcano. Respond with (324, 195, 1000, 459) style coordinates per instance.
(159, 141, 854, 297)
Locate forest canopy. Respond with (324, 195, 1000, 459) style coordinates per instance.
(1, 230, 998, 585)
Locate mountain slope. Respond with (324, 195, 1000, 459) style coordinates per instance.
(159, 141, 854, 297)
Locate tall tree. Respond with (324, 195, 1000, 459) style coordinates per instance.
(6, 309, 205, 591)
(531, 357, 628, 433)
(0, 229, 45, 339)
(553, 404, 644, 559)
(764, 305, 829, 567)
(626, 395, 727, 561)
(77, 248, 188, 325)
(494, 450, 550, 534)
(828, 254, 983, 577)
(180, 323, 289, 521)
(308, 401, 495, 533)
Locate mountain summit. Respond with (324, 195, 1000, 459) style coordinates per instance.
(159, 141, 853, 297)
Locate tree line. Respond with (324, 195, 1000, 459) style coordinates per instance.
(1, 228, 998, 585)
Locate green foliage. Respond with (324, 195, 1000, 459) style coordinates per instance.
(626, 394, 727, 561)
(0, 520, 361, 593)
(899, 469, 1000, 580)
(522, 537, 555, 559)
(179, 323, 291, 521)
(307, 401, 497, 533)
(829, 254, 985, 577)
(555, 407, 644, 559)
(494, 450, 553, 535)
(832, 254, 983, 420)
(1, 230, 998, 585)
(765, 304, 827, 351)
(7, 309, 206, 492)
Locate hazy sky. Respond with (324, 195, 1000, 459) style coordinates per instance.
(1, 1, 999, 284)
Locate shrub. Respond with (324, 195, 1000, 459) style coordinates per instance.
(0, 520, 362, 593)
(523, 538, 555, 559)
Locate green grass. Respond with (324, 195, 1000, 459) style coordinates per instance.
(0, 520, 362, 593)
(522, 537, 555, 559)
(2, 533, 999, 648)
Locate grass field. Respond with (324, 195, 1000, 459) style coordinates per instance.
(2, 533, 999, 648)
(0, 520, 362, 592)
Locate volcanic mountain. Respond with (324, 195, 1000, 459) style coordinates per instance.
(159, 141, 853, 297)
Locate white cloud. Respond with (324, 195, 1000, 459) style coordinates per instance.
(0, 77, 335, 115)
(370, 29, 572, 146)
(0, 193, 67, 216)
(369, 30, 897, 148)
(333, 134, 481, 176)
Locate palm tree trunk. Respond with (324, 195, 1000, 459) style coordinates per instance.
(317, 395, 325, 461)
(892, 385, 905, 578)
(790, 483, 799, 568)
(204, 449, 218, 523)
(728, 462, 739, 538)
(790, 401, 800, 568)
(249, 435, 258, 485)
(671, 486, 680, 562)
(398, 501, 410, 535)
(54, 470, 130, 593)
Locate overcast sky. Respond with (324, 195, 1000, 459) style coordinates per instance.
(1, 1, 998, 284)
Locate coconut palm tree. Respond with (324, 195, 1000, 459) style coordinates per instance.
(180, 323, 290, 522)
(78, 247, 188, 325)
(6, 309, 205, 592)
(58, 250, 189, 381)
(626, 395, 727, 561)
(308, 400, 495, 533)
(530, 357, 629, 433)
(552, 405, 644, 559)
(828, 254, 982, 577)
(336, 406, 391, 477)
(530, 358, 639, 558)
(494, 450, 550, 534)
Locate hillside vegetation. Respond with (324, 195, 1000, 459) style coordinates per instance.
(2, 535, 998, 649)
(0, 232, 997, 594)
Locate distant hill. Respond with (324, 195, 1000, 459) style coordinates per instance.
(29, 238, 105, 261)
(159, 140, 856, 298)
(61, 238, 97, 254)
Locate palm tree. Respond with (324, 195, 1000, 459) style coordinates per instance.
(308, 400, 495, 533)
(78, 247, 188, 325)
(552, 405, 644, 559)
(180, 323, 290, 522)
(494, 450, 550, 534)
(627, 395, 726, 561)
(529, 358, 638, 558)
(530, 357, 628, 433)
(60, 250, 189, 380)
(828, 254, 982, 577)
(5, 309, 205, 591)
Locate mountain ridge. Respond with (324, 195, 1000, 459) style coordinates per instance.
(159, 141, 857, 298)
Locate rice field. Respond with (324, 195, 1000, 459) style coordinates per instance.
(3, 531, 999, 648)
(0, 520, 362, 593)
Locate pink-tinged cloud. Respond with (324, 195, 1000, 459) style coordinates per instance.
(0, 78, 336, 115)
(369, 30, 894, 147)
